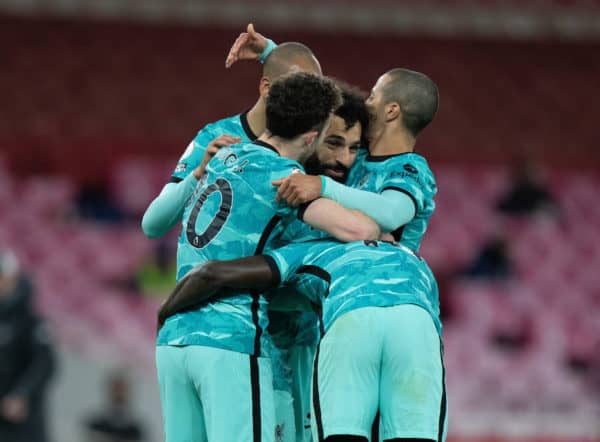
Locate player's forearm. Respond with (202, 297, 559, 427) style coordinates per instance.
(159, 264, 222, 321)
(321, 177, 416, 232)
(158, 257, 276, 323)
(301, 198, 381, 242)
(141, 174, 198, 238)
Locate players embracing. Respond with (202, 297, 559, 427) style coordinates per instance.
(144, 23, 446, 442)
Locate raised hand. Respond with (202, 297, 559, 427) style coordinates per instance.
(225, 23, 269, 68)
(193, 135, 241, 179)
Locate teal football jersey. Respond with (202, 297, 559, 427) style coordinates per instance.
(266, 240, 442, 336)
(346, 149, 437, 252)
(294, 310, 320, 347)
(171, 111, 257, 182)
(278, 149, 437, 251)
(157, 140, 303, 355)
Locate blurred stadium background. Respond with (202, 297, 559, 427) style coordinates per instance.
(1, 1, 600, 441)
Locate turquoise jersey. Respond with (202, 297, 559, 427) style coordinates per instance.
(171, 111, 257, 182)
(157, 140, 303, 356)
(279, 149, 437, 252)
(266, 240, 441, 336)
(346, 149, 437, 252)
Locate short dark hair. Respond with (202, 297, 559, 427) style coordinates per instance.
(263, 42, 321, 79)
(334, 81, 370, 146)
(266, 72, 342, 140)
(382, 68, 439, 136)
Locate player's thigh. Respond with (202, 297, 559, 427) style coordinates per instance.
(185, 346, 275, 442)
(289, 343, 315, 442)
(380, 304, 446, 442)
(312, 308, 382, 440)
(155, 346, 207, 442)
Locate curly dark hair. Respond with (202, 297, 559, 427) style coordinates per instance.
(266, 72, 342, 140)
(334, 80, 370, 147)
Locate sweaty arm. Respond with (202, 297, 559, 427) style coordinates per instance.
(158, 256, 277, 326)
(300, 198, 381, 242)
(321, 176, 416, 232)
(141, 173, 198, 238)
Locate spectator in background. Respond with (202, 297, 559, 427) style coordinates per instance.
(459, 233, 514, 281)
(84, 372, 145, 442)
(0, 250, 55, 442)
(496, 159, 560, 218)
(75, 181, 125, 223)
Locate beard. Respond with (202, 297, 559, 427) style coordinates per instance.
(304, 154, 349, 183)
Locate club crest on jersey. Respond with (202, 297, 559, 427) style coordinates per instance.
(290, 167, 302, 174)
(174, 163, 187, 173)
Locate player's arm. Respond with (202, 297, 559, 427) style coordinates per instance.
(225, 23, 277, 68)
(320, 176, 416, 231)
(141, 134, 240, 238)
(157, 256, 277, 326)
(298, 198, 381, 242)
(141, 176, 197, 238)
(274, 174, 415, 233)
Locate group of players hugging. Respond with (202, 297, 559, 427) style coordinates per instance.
(142, 24, 446, 442)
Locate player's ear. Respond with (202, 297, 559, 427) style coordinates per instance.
(303, 130, 319, 147)
(385, 102, 401, 122)
(259, 76, 271, 99)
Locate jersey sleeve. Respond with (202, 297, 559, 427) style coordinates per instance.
(266, 241, 331, 306)
(171, 124, 217, 181)
(265, 242, 310, 286)
(380, 157, 435, 214)
(320, 177, 416, 232)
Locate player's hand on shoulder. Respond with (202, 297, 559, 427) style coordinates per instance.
(225, 23, 268, 68)
(272, 173, 322, 207)
(193, 135, 241, 179)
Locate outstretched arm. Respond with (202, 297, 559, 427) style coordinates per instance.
(274, 174, 415, 233)
(157, 256, 277, 328)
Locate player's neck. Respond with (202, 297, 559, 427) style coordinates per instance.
(369, 127, 415, 156)
(258, 134, 304, 163)
(247, 99, 267, 138)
